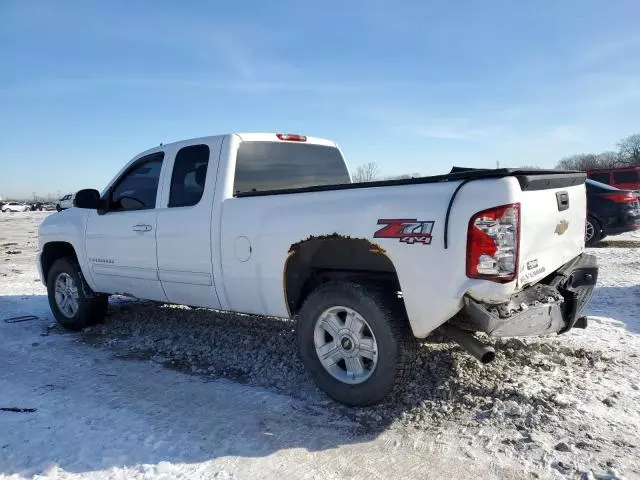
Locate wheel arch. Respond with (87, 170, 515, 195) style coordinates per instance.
(284, 235, 404, 315)
(41, 241, 79, 282)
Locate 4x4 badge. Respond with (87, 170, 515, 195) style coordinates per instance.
(374, 219, 435, 245)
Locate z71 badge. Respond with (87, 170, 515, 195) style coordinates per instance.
(374, 219, 435, 245)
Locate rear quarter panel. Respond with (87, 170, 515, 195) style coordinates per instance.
(219, 177, 519, 338)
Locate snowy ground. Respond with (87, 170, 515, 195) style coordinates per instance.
(1, 212, 639, 480)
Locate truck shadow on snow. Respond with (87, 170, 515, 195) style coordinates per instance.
(0, 294, 627, 476)
(82, 300, 626, 431)
(590, 239, 640, 249)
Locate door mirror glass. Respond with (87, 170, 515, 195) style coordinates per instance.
(74, 189, 101, 209)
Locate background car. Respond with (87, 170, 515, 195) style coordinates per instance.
(585, 179, 640, 245)
(1, 202, 30, 213)
(587, 166, 640, 192)
(56, 193, 75, 211)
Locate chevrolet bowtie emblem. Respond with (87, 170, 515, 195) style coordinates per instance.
(555, 220, 569, 235)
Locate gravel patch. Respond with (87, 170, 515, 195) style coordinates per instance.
(77, 299, 640, 478)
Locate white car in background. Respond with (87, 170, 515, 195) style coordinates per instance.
(1, 202, 30, 212)
(56, 193, 75, 212)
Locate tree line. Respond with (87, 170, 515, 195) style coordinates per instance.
(556, 133, 640, 171)
(351, 162, 420, 182)
(351, 133, 640, 182)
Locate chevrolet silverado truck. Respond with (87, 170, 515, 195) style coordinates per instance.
(37, 132, 598, 406)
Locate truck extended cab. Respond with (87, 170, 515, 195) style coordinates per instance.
(38, 133, 598, 406)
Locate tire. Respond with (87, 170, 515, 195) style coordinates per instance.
(56, 205, 62, 212)
(47, 257, 108, 330)
(585, 215, 603, 246)
(297, 281, 416, 406)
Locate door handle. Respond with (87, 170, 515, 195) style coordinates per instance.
(132, 224, 152, 232)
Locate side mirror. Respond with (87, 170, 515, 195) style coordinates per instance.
(74, 189, 101, 209)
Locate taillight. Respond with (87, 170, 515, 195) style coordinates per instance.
(467, 203, 520, 283)
(276, 133, 307, 142)
(602, 192, 637, 204)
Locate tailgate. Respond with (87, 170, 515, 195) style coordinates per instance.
(516, 172, 587, 288)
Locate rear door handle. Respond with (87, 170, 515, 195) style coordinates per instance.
(132, 224, 152, 232)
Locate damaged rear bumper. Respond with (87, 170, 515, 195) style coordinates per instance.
(458, 253, 598, 337)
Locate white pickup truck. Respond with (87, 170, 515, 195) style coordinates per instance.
(38, 132, 598, 406)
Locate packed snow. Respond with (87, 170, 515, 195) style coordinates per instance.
(1, 212, 639, 479)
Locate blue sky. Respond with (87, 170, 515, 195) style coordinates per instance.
(1, 0, 639, 198)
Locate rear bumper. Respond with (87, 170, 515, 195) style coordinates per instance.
(458, 253, 598, 337)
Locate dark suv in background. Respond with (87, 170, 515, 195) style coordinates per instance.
(585, 179, 640, 245)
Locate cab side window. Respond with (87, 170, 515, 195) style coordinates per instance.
(168, 144, 210, 208)
(613, 170, 639, 184)
(110, 152, 164, 212)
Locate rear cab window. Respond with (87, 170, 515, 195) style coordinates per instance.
(233, 141, 350, 195)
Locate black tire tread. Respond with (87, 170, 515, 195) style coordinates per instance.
(297, 281, 417, 406)
(47, 257, 108, 330)
(586, 215, 603, 246)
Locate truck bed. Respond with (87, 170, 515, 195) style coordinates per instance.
(235, 168, 586, 197)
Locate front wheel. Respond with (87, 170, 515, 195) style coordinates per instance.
(56, 205, 62, 212)
(47, 257, 108, 330)
(297, 281, 416, 406)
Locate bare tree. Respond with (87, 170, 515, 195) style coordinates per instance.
(556, 154, 601, 171)
(555, 133, 639, 170)
(384, 173, 420, 180)
(352, 162, 380, 182)
(595, 151, 623, 167)
(386, 174, 411, 180)
(617, 134, 640, 165)
(556, 152, 623, 171)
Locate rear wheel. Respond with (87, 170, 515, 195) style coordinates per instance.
(585, 215, 603, 246)
(47, 257, 108, 330)
(297, 281, 416, 406)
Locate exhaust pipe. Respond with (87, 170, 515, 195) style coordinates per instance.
(440, 324, 496, 364)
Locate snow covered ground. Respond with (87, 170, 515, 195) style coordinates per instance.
(1, 212, 639, 480)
